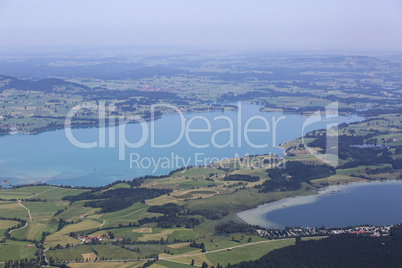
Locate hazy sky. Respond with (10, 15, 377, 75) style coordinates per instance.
(0, 0, 401, 51)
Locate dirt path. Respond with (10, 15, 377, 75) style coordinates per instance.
(161, 238, 293, 260)
(18, 199, 33, 222)
(100, 207, 146, 228)
(162, 258, 201, 267)
(26, 186, 57, 199)
(99, 220, 106, 229)
(8, 221, 28, 234)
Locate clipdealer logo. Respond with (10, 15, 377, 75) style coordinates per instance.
(63, 101, 339, 171)
(301, 102, 339, 167)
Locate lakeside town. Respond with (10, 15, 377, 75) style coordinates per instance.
(257, 225, 393, 239)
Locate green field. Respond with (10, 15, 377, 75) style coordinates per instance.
(99, 202, 153, 228)
(44, 219, 102, 248)
(0, 186, 87, 200)
(153, 260, 193, 267)
(68, 262, 145, 268)
(159, 238, 296, 267)
(0, 220, 20, 240)
(186, 184, 316, 215)
(89, 227, 198, 243)
(0, 240, 37, 262)
(205, 239, 295, 267)
(24, 200, 68, 222)
(0, 201, 29, 219)
(46, 244, 141, 262)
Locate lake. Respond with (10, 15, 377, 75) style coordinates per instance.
(0, 102, 362, 187)
(237, 180, 402, 229)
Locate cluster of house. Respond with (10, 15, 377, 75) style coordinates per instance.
(76, 235, 123, 244)
(0, 122, 35, 134)
(385, 138, 399, 142)
(256, 225, 393, 239)
(77, 235, 103, 243)
(137, 85, 176, 92)
(0, 123, 21, 133)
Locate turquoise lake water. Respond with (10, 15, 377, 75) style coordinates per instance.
(0, 102, 362, 187)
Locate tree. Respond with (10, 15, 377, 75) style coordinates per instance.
(201, 261, 209, 268)
(191, 259, 195, 266)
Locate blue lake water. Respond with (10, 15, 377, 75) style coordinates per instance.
(0, 102, 363, 187)
(238, 181, 402, 229)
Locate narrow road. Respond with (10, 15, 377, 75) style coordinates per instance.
(125, 208, 146, 217)
(8, 221, 28, 234)
(162, 258, 201, 267)
(161, 238, 293, 260)
(43, 248, 49, 263)
(8, 200, 33, 234)
(18, 199, 33, 222)
(45, 237, 304, 264)
(99, 207, 146, 228)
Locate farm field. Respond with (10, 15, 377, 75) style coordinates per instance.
(0, 240, 37, 262)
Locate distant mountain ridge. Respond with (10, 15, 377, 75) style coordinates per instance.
(0, 75, 90, 93)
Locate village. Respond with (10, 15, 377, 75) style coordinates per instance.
(256, 225, 393, 239)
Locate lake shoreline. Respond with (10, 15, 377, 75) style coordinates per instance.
(0, 103, 240, 137)
(237, 179, 402, 229)
(0, 102, 364, 187)
(0, 100, 362, 137)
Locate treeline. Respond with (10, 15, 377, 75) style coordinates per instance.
(53, 208, 65, 217)
(1, 217, 27, 241)
(1, 77, 90, 93)
(283, 106, 356, 114)
(21, 198, 47, 202)
(259, 161, 334, 192)
(63, 188, 172, 213)
(147, 203, 232, 221)
(142, 203, 201, 228)
(308, 133, 395, 169)
(147, 202, 232, 221)
(215, 221, 256, 235)
(258, 180, 302, 192)
(230, 225, 402, 268)
(218, 87, 315, 102)
(147, 203, 183, 215)
(57, 219, 73, 231)
(3, 259, 46, 268)
(224, 174, 260, 182)
(186, 208, 230, 220)
(267, 161, 335, 181)
(84, 88, 184, 103)
(365, 166, 395, 175)
(393, 159, 402, 169)
(308, 133, 365, 153)
(138, 215, 200, 228)
(190, 241, 206, 251)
